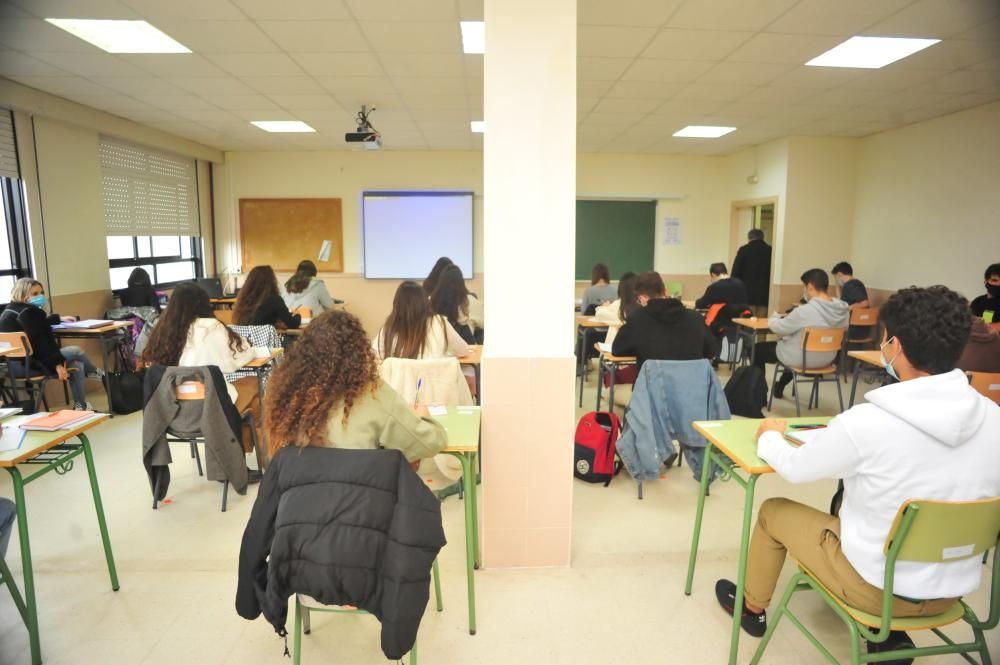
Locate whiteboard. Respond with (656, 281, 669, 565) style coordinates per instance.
(362, 191, 473, 279)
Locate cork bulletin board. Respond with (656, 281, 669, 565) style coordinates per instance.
(238, 198, 344, 272)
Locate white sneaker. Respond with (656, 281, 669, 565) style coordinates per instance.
(74, 402, 95, 411)
(86, 369, 106, 380)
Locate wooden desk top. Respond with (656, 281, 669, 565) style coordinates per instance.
(693, 416, 832, 476)
(576, 315, 610, 329)
(209, 297, 237, 304)
(435, 406, 481, 453)
(242, 349, 283, 369)
(457, 345, 482, 365)
(0, 413, 109, 468)
(847, 350, 884, 369)
(732, 317, 772, 331)
(52, 321, 132, 335)
(0, 347, 18, 357)
(592, 343, 635, 364)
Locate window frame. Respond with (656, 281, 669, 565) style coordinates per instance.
(108, 235, 204, 293)
(0, 175, 34, 306)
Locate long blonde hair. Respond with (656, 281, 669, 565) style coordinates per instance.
(10, 278, 43, 303)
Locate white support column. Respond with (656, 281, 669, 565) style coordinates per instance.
(481, 0, 576, 567)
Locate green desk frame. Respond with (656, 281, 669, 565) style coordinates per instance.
(684, 417, 830, 665)
(434, 407, 482, 636)
(3, 428, 119, 665)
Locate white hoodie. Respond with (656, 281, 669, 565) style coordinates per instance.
(758, 369, 1000, 599)
(178, 318, 254, 403)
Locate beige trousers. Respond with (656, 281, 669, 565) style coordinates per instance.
(745, 498, 958, 617)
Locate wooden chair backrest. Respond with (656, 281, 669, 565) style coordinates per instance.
(968, 371, 1000, 405)
(850, 307, 879, 327)
(215, 309, 234, 325)
(175, 381, 206, 401)
(0, 331, 33, 358)
(802, 327, 846, 353)
(292, 307, 313, 318)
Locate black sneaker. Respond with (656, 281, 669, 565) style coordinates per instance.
(866, 631, 914, 665)
(715, 579, 768, 638)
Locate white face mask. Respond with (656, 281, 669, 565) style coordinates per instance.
(835, 277, 846, 287)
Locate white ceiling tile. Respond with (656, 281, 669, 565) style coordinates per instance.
(166, 76, 256, 96)
(241, 76, 325, 95)
(89, 76, 186, 95)
(200, 93, 280, 111)
(592, 97, 664, 114)
(578, 57, 633, 81)
(230, 0, 350, 20)
(769, 65, 864, 88)
(672, 82, 757, 102)
(291, 52, 383, 77)
(344, 0, 457, 21)
(863, 0, 1000, 38)
(848, 67, 942, 91)
(391, 77, 467, 95)
(726, 32, 843, 64)
(257, 21, 369, 53)
(10, 75, 114, 97)
(120, 0, 244, 21)
(765, 0, 915, 36)
(698, 61, 795, 85)
(130, 92, 218, 110)
(229, 107, 294, 121)
(890, 39, 1000, 70)
(802, 85, 892, 108)
(316, 76, 397, 96)
(122, 54, 229, 78)
(378, 53, 464, 78)
(578, 0, 684, 27)
(0, 50, 69, 77)
(152, 20, 279, 53)
(457, 0, 482, 21)
(668, 0, 799, 32)
(950, 17, 1000, 41)
(464, 54, 483, 79)
(0, 2, 31, 17)
(10, 0, 140, 19)
(620, 58, 716, 82)
(206, 53, 305, 77)
(61, 93, 156, 113)
(266, 93, 343, 111)
(466, 93, 482, 112)
(642, 28, 753, 60)
(408, 108, 468, 123)
(928, 69, 1000, 94)
(30, 51, 148, 77)
(740, 84, 814, 104)
(578, 97, 600, 115)
(578, 26, 658, 58)
(651, 99, 725, 116)
(466, 78, 482, 95)
(400, 93, 467, 110)
(921, 90, 1000, 114)
(971, 56, 1000, 71)
(170, 108, 243, 125)
(361, 21, 460, 53)
(577, 80, 615, 97)
(0, 18, 104, 51)
(605, 80, 683, 99)
(864, 87, 954, 109)
(580, 111, 649, 126)
(334, 92, 404, 110)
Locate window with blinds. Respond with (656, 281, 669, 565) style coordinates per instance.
(0, 110, 19, 180)
(99, 137, 200, 237)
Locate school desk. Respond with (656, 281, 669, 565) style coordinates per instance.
(208, 297, 237, 309)
(457, 346, 482, 404)
(684, 416, 831, 665)
(576, 316, 609, 407)
(0, 413, 119, 665)
(594, 347, 636, 412)
(241, 349, 283, 462)
(846, 350, 886, 407)
(731, 317, 772, 366)
(51, 321, 133, 414)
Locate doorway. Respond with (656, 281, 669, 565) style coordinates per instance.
(730, 197, 778, 311)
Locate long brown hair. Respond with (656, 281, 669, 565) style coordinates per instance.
(264, 309, 380, 456)
(429, 264, 469, 326)
(233, 265, 280, 325)
(285, 259, 317, 294)
(381, 281, 436, 359)
(423, 256, 453, 295)
(142, 282, 245, 366)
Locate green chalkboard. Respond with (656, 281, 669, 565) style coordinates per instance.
(575, 200, 656, 280)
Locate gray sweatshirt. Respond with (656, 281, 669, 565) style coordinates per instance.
(769, 297, 849, 368)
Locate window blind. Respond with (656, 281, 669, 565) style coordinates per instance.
(99, 137, 199, 237)
(0, 110, 19, 180)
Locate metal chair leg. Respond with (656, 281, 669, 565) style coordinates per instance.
(192, 441, 203, 476)
(637, 480, 643, 500)
(302, 603, 311, 635)
(835, 375, 845, 413)
(221, 479, 229, 512)
(793, 374, 802, 417)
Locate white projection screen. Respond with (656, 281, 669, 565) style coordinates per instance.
(362, 191, 474, 279)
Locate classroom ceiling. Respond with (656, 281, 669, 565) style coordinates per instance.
(0, 0, 998, 154)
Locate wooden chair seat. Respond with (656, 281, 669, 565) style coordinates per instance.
(785, 365, 837, 375)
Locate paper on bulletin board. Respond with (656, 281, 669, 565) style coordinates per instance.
(318, 240, 332, 262)
(664, 217, 682, 245)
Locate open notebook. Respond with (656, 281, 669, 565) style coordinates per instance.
(53, 319, 113, 330)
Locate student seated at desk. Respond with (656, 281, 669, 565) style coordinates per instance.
(282, 260, 336, 314)
(119, 267, 161, 311)
(142, 282, 257, 431)
(611, 271, 718, 371)
(594, 271, 637, 347)
(970, 262, 1000, 321)
(831, 261, 869, 310)
(957, 316, 1000, 373)
(233, 265, 301, 330)
(581, 263, 618, 315)
(373, 281, 469, 359)
(694, 262, 749, 310)
(0, 278, 103, 410)
(263, 309, 447, 464)
(716, 286, 1000, 660)
(430, 265, 483, 344)
(422, 256, 453, 296)
(753, 269, 848, 399)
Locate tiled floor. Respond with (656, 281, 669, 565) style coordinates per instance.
(0, 367, 996, 664)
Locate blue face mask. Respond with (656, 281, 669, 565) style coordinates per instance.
(880, 338, 900, 381)
(28, 294, 46, 308)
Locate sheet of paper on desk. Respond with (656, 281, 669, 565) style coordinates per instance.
(60, 319, 113, 329)
(253, 347, 272, 359)
(427, 405, 448, 416)
(597, 342, 611, 353)
(0, 426, 25, 452)
(0, 407, 22, 419)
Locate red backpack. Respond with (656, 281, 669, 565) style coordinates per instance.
(573, 411, 621, 485)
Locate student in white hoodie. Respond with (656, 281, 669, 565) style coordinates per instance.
(753, 268, 849, 399)
(716, 286, 1000, 662)
(283, 260, 337, 314)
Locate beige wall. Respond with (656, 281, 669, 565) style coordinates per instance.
(853, 100, 1000, 300)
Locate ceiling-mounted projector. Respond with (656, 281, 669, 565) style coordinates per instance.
(346, 105, 381, 150)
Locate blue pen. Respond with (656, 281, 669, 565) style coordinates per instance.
(414, 378, 422, 408)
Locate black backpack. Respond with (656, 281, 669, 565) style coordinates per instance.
(724, 366, 768, 418)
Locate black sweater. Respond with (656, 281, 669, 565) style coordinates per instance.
(250, 294, 300, 329)
(120, 284, 161, 310)
(695, 277, 749, 310)
(236, 446, 445, 660)
(611, 298, 719, 372)
(731, 239, 772, 306)
(0, 302, 65, 372)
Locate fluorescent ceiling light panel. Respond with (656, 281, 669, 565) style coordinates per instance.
(461, 21, 485, 54)
(44, 19, 190, 53)
(806, 36, 940, 69)
(251, 121, 316, 133)
(470, 121, 485, 133)
(673, 125, 736, 138)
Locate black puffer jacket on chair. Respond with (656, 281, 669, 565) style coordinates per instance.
(235, 446, 446, 660)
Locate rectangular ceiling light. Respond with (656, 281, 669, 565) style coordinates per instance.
(251, 121, 316, 133)
(673, 125, 736, 138)
(45, 19, 190, 53)
(470, 120, 485, 133)
(806, 36, 940, 69)
(460, 21, 485, 54)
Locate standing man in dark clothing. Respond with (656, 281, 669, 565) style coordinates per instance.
(732, 229, 772, 316)
(695, 262, 749, 309)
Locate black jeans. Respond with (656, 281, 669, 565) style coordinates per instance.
(754, 342, 792, 386)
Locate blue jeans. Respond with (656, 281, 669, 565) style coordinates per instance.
(9, 346, 97, 405)
(0, 498, 14, 559)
